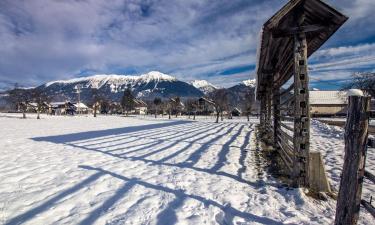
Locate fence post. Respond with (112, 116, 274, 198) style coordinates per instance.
(334, 96, 370, 225)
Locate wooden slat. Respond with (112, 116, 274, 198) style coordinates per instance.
(280, 115, 294, 122)
(368, 138, 375, 148)
(361, 200, 375, 218)
(280, 83, 294, 96)
(364, 170, 375, 184)
(278, 127, 293, 143)
(280, 122, 294, 132)
(280, 94, 294, 106)
(277, 135, 294, 157)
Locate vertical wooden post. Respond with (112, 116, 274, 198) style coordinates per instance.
(334, 96, 370, 225)
(273, 85, 280, 149)
(293, 32, 310, 186)
(260, 96, 266, 130)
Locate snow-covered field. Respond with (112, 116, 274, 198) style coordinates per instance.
(0, 113, 373, 225)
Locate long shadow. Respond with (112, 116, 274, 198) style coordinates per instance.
(74, 122, 202, 145)
(210, 124, 245, 172)
(79, 165, 284, 225)
(32, 120, 192, 143)
(78, 181, 136, 225)
(5, 172, 104, 225)
(158, 123, 224, 163)
(137, 123, 223, 158)
(180, 123, 235, 167)
(238, 125, 254, 179)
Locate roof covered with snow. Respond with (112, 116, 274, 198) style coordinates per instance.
(310, 91, 347, 105)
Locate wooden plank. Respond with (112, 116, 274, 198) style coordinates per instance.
(280, 83, 294, 96)
(361, 200, 375, 219)
(280, 122, 294, 132)
(280, 115, 294, 122)
(364, 170, 375, 184)
(278, 127, 293, 143)
(334, 96, 371, 225)
(280, 94, 294, 106)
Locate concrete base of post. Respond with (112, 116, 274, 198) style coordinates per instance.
(308, 151, 331, 193)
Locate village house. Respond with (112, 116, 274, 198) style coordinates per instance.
(310, 90, 348, 117)
(133, 99, 148, 115)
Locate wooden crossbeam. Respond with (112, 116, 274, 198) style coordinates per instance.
(272, 24, 326, 38)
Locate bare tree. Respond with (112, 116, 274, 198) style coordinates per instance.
(170, 96, 181, 118)
(90, 88, 106, 117)
(342, 72, 375, 97)
(153, 97, 162, 118)
(208, 89, 228, 123)
(7, 86, 32, 119)
(243, 88, 255, 121)
(185, 98, 198, 120)
(31, 88, 50, 119)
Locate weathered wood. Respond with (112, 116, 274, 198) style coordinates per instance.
(334, 96, 370, 225)
(364, 170, 375, 184)
(293, 32, 310, 187)
(280, 115, 294, 122)
(272, 24, 326, 38)
(273, 86, 280, 149)
(361, 200, 375, 218)
(280, 122, 294, 132)
(280, 83, 294, 96)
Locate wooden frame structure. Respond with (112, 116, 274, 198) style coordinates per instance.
(256, 0, 347, 187)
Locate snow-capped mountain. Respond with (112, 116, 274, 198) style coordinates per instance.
(242, 79, 256, 87)
(190, 80, 217, 95)
(39, 71, 203, 102)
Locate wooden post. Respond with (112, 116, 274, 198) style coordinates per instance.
(273, 85, 280, 149)
(334, 96, 370, 225)
(292, 32, 310, 186)
(260, 96, 266, 131)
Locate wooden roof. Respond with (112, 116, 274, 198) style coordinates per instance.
(256, 0, 348, 98)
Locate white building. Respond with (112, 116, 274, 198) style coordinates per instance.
(310, 90, 348, 116)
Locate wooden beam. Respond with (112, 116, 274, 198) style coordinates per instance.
(272, 24, 326, 38)
(292, 32, 310, 187)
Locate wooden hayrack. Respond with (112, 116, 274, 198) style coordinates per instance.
(256, 0, 347, 187)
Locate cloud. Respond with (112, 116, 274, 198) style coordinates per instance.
(0, 0, 373, 89)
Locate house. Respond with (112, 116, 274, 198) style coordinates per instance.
(73, 102, 92, 114)
(231, 107, 242, 117)
(133, 99, 148, 115)
(310, 91, 348, 117)
(50, 102, 75, 115)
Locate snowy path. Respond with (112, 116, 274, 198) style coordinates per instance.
(0, 114, 373, 224)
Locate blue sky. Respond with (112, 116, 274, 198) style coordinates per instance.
(0, 0, 374, 90)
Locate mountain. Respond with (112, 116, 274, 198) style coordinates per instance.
(38, 71, 204, 102)
(227, 79, 257, 109)
(190, 80, 217, 95)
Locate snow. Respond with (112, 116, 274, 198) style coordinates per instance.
(190, 80, 217, 94)
(242, 79, 256, 87)
(44, 71, 176, 89)
(310, 91, 347, 105)
(190, 80, 216, 89)
(0, 114, 373, 224)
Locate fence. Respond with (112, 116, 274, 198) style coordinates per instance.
(334, 96, 375, 224)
